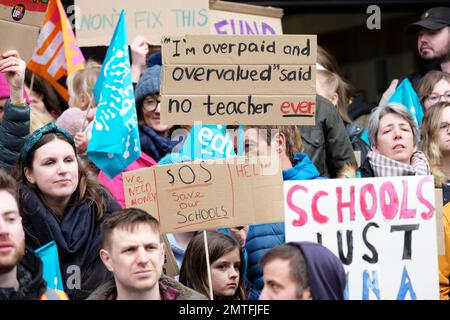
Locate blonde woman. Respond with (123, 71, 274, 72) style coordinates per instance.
(419, 101, 450, 300)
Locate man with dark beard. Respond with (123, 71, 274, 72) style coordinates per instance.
(0, 169, 67, 300)
(407, 7, 450, 90)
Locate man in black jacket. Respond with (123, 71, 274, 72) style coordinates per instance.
(407, 7, 450, 90)
(0, 50, 30, 172)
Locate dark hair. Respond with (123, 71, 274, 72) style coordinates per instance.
(242, 125, 303, 164)
(0, 169, 18, 204)
(260, 243, 309, 299)
(101, 208, 160, 249)
(317, 45, 358, 123)
(179, 231, 245, 300)
(25, 69, 67, 116)
(16, 132, 109, 220)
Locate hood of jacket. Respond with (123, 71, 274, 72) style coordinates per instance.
(283, 153, 321, 181)
(87, 274, 207, 300)
(0, 249, 47, 300)
(290, 241, 346, 300)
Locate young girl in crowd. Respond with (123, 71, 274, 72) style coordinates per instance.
(65, 60, 101, 154)
(419, 101, 450, 300)
(418, 71, 450, 111)
(179, 231, 246, 300)
(16, 123, 121, 300)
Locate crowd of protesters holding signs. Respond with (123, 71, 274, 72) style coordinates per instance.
(1, 0, 450, 301)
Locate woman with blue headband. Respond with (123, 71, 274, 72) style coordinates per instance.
(15, 123, 121, 300)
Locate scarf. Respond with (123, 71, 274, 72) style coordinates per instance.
(20, 186, 104, 294)
(139, 125, 179, 162)
(367, 150, 431, 177)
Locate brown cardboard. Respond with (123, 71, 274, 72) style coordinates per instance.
(0, 0, 47, 62)
(161, 234, 180, 278)
(0, 0, 46, 25)
(162, 64, 316, 95)
(435, 188, 445, 256)
(160, 94, 316, 125)
(162, 35, 316, 65)
(123, 158, 284, 234)
(0, 20, 40, 62)
(123, 167, 158, 219)
(210, 9, 282, 36)
(75, 0, 210, 47)
(209, 0, 283, 18)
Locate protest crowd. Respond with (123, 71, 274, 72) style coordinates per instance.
(1, 0, 450, 301)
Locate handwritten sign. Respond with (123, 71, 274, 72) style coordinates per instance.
(285, 176, 440, 300)
(123, 158, 284, 233)
(161, 35, 316, 125)
(210, 0, 283, 36)
(0, 0, 47, 62)
(75, 0, 209, 47)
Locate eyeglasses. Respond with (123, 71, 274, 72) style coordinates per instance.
(439, 122, 450, 133)
(426, 91, 450, 104)
(142, 96, 160, 112)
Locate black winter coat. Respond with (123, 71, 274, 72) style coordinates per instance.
(300, 95, 357, 178)
(0, 99, 30, 171)
(20, 187, 122, 300)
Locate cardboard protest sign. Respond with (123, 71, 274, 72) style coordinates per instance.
(435, 189, 445, 256)
(161, 35, 316, 125)
(284, 175, 440, 300)
(0, 0, 47, 62)
(210, 0, 283, 36)
(161, 234, 180, 278)
(124, 158, 284, 233)
(74, 0, 209, 47)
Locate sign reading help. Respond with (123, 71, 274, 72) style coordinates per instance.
(284, 175, 439, 300)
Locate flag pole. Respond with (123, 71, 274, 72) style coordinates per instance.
(203, 230, 214, 300)
(79, 96, 94, 133)
(29, 73, 35, 94)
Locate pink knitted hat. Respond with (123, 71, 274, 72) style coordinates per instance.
(0, 73, 29, 102)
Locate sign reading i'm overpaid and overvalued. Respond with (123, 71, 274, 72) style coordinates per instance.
(284, 175, 440, 300)
(161, 35, 316, 125)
